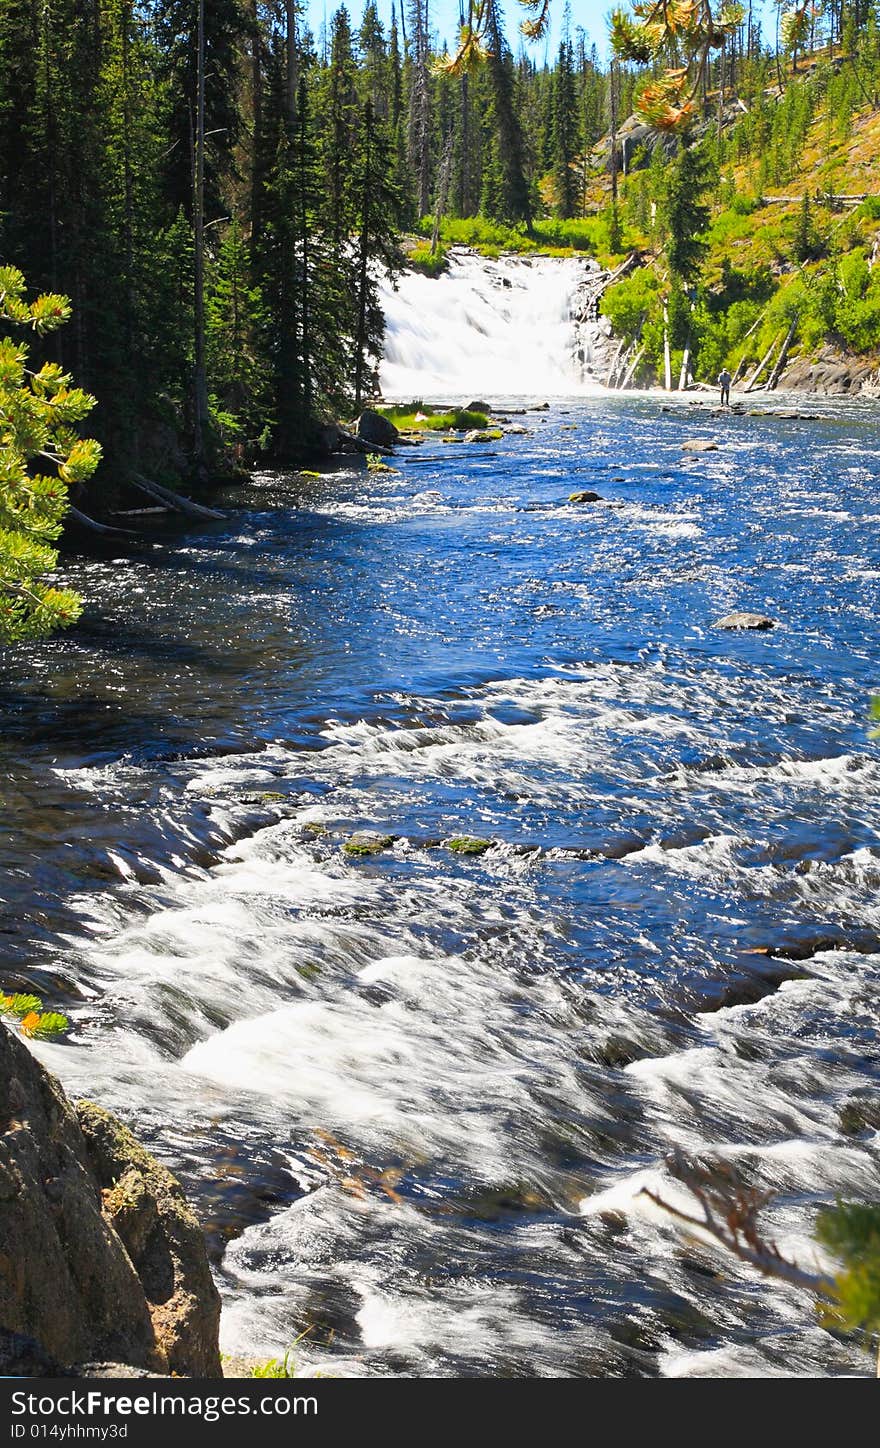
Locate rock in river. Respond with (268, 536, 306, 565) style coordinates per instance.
(569, 490, 603, 504)
(343, 830, 396, 856)
(715, 611, 776, 630)
(682, 439, 719, 452)
(357, 408, 399, 448)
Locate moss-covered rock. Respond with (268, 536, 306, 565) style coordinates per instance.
(445, 836, 493, 856)
(342, 831, 396, 857)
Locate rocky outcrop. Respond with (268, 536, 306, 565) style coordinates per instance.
(357, 408, 399, 448)
(0, 1023, 221, 1377)
(77, 1102, 222, 1378)
(778, 345, 880, 395)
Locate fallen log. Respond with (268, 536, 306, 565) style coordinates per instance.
(619, 345, 645, 390)
(67, 505, 136, 537)
(131, 474, 226, 520)
(604, 336, 626, 388)
(336, 428, 394, 457)
(744, 329, 783, 392)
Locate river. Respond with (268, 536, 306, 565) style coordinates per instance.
(2, 258, 880, 1377)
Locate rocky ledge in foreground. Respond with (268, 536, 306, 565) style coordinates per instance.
(0, 1022, 221, 1377)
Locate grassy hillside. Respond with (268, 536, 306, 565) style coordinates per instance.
(412, 57, 880, 394)
(600, 75, 880, 391)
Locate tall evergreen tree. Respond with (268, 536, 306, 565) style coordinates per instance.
(552, 20, 579, 217)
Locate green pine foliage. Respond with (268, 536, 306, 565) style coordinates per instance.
(1, 986, 69, 1038)
(817, 1203, 880, 1338)
(0, 267, 100, 644)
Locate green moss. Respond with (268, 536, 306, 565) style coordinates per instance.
(343, 831, 395, 856)
(446, 836, 493, 855)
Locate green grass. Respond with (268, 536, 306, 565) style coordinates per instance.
(407, 241, 449, 277)
(413, 213, 642, 266)
(377, 402, 490, 431)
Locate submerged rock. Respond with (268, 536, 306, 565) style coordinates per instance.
(0, 1023, 221, 1377)
(714, 611, 776, 630)
(343, 830, 396, 856)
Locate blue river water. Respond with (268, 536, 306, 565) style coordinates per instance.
(1, 394, 879, 1376)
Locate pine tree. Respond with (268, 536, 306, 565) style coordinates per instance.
(407, 0, 433, 216)
(552, 24, 579, 218)
(664, 143, 713, 284)
(353, 99, 402, 405)
(0, 268, 101, 643)
(482, 0, 531, 226)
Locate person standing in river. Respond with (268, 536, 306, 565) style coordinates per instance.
(718, 367, 732, 407)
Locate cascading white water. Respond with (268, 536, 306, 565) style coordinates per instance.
(378, 248, 610, 398)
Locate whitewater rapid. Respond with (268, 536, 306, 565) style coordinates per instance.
(378, 249, 608, 398)
(6, 392, 880, 1378)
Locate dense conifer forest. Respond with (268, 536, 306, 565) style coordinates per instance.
(2, 0, 880, 490)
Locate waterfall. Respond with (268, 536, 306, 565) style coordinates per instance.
(378, 248, 612, 399)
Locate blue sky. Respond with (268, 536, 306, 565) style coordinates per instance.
(303, 0, 615, 62)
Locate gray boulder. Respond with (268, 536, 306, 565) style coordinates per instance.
(715, 612, 776, 630)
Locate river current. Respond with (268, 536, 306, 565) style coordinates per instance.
(2, 392, 879, 1377)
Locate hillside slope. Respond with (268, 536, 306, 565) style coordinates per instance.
(599, 68, 880, 395)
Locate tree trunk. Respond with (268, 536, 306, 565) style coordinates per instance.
(192, 0, 209, 471)
(663, 301, 672, 392)
(766, 315, 798, 389)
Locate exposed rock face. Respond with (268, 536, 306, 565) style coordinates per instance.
(779, 346, 880, 396)
(357, 408, 399, 448)
(0, 1023, 221, 1377)
(0, 1329, 73, 1378)
(76, 1102, 222, 1378)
